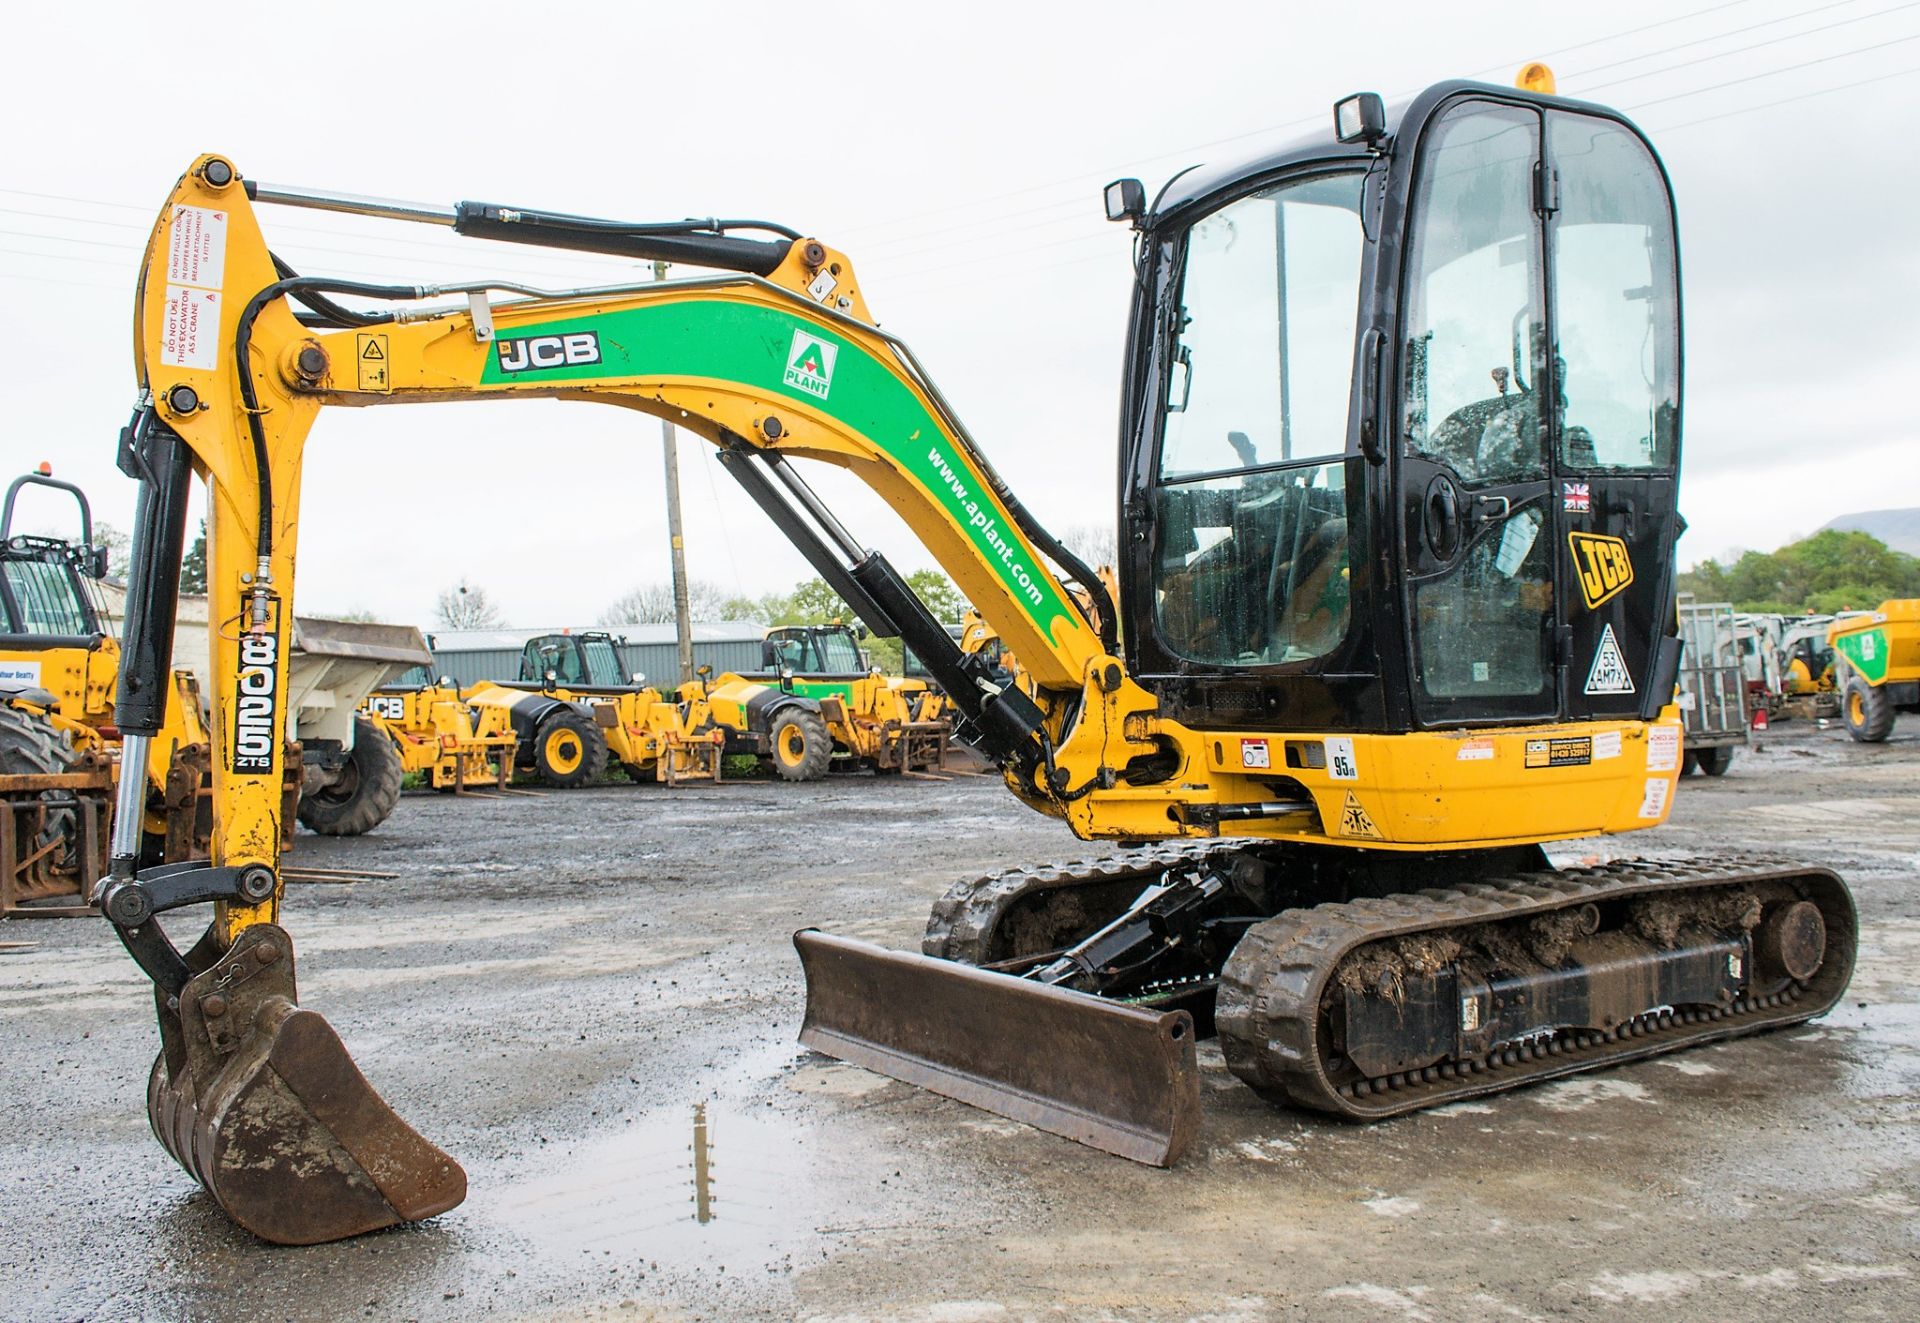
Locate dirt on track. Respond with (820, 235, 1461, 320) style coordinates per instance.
(2, 724, 1917, 1322)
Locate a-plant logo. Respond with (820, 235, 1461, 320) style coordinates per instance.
(1568, 532, 1635, 610)
(784, 329, 838, 399)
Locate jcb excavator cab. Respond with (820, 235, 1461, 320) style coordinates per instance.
(1118, 84, 1682, 739)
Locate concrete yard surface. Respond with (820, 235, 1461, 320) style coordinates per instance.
(2, 722, 1916, 1321)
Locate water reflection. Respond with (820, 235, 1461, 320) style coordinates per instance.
(489, 1100, 819, 1267)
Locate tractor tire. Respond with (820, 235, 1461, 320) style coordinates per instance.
(532, 710, 608, 787)
(297, 716, 403, 836)
(1680, 750, 1700, 777)
(1697, 745, 1735, 776)
(1842, 675, 1895, 743)
(0, 704, 81, 867)
(769, 707, 832, 782)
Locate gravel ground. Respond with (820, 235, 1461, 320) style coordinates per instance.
(2, 721, 1916, 1322)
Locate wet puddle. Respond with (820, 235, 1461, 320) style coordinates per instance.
(486, 1100, 826, 1270)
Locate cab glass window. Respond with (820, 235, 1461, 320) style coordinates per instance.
(3, 560, 91, 635)
(815, 630, 863, 673)
(1401, 103, 1545, 485)
(1152, 171, 1363, 667)
(1550, 114, 1679, 471)
(581, 637, 623, 685)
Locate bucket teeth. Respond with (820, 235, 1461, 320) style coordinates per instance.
(145, 923, 466, 1245)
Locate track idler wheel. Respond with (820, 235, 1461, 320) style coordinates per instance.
(146, 923, 466, 1244)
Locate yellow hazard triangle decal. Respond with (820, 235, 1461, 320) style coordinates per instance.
(1338, 791, 1383, 840)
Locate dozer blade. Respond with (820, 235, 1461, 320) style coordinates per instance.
(794, 929, 1201, 1165)
(147, 922, 466, 1245)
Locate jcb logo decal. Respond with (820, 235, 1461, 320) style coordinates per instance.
(1569, 532, 1635, 610)
(495, 332, 601, 373)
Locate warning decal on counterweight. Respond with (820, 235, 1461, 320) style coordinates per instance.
(1338, 792, 1383, 839)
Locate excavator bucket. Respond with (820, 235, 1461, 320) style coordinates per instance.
(146, 922, 465, 1245)
(794, 929, 1201, 1165)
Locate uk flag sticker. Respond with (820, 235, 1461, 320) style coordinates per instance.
(1563, 481, 1591, 514)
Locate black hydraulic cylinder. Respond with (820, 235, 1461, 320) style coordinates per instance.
(452, 203, 791, 276)
(847, 552, 1046, 765)
(714, 446, 900, 637)
(113, 411, 193, 735)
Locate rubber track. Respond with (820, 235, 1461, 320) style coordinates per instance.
(923, 841, 1243, 964)
(1214, 854, 1857, 1120)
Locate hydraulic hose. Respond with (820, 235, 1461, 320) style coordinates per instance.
(231, 273, 420, 620)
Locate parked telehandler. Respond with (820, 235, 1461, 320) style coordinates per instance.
(92, 73, 1855, 1244)
(465, 630, 723, 785)
(691, 622, 949, 776)
(363, 669, 519, 793)
(2, 468, 211, 911)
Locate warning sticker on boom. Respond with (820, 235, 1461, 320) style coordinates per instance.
(159, 285, 221, 371)
(1338, 792, 1383, 839)
(357, 333, 390, 392)
(166, 205, 228, 289)
(1584, 623, 1635, 695)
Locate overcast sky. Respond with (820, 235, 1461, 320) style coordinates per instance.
(4, 1, 1916, 626)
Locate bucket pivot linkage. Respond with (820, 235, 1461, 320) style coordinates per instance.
(98, 861, 467, 1245)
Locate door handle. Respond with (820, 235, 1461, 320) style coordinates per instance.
(1473, 494, 1510, 523)
(1424, 475, 1460, 560)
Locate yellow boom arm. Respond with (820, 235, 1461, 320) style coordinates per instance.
(128, 154, 1683, 949)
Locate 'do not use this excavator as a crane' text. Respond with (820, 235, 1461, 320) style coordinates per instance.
(96, 75, 1855, 1245)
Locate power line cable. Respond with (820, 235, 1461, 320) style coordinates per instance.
(1627, 27, 1920, 107)
(1573, 0, 1867, 77)
(1584, 1, 1920, 92)
(1646, 58, 1920, 129)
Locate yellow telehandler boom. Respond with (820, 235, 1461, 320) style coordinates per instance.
(98, 77, 1854, 1245)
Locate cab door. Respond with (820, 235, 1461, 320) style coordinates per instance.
(1397, 101, 1560, 727)
(1397, 98, 1683, 728)
(1542, 110, 1682, 722)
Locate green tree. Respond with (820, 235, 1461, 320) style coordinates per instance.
(778, 577, 854, 624)
(178, 520, 208, 595)
(1679, 530, 1920, 613)
(904, 568, 967, 624)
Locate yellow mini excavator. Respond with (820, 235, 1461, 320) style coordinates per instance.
(99, 77, 1855, 1245)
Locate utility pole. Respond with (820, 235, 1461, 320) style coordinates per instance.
(656, 259, 696, 684)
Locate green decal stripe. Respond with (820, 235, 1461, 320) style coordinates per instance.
(1835, 628, 1890, 684)
(481, 300, 1079, 641)
(787, 679, 858, 702)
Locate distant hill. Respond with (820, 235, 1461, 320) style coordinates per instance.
(1820, 508, 1920, 557)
